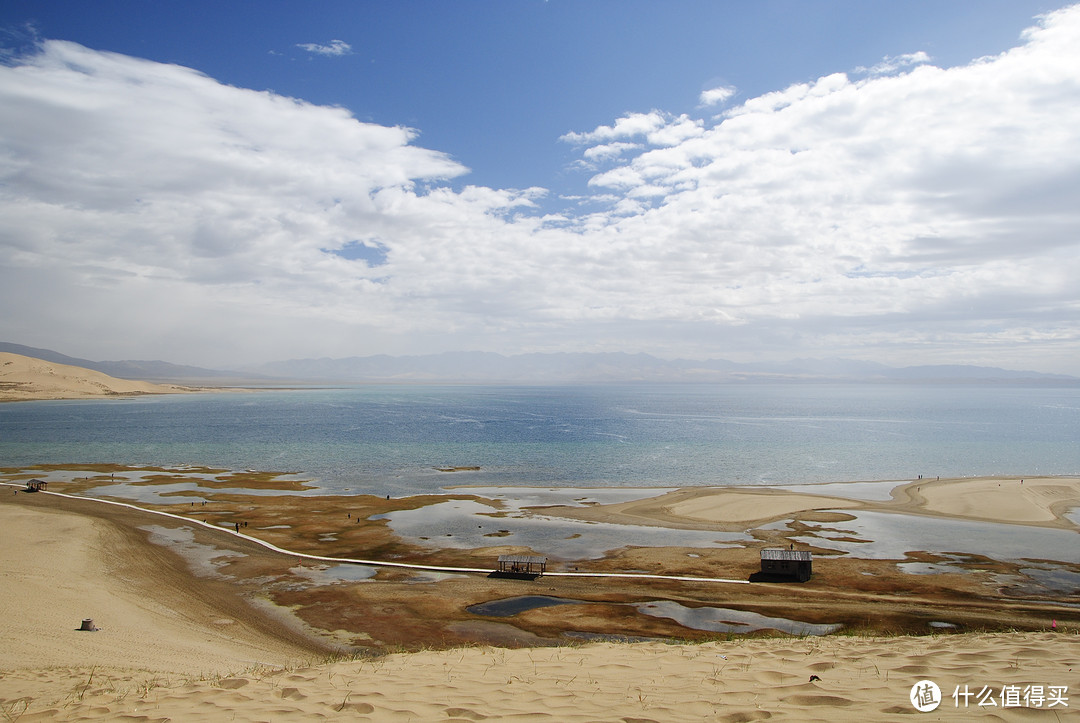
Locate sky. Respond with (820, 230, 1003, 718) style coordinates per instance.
(1, 1, 1079, 374)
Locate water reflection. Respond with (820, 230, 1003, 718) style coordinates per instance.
(466, 596, 579, 617)
(786, 510, 1080, 563)
(85, 481, 335, 503)
(290, 563, 377, 584)
(449, 486, 675, 510)
(636, 600, 841, 636)
(140, 524, 242, 577)
(373, 499, 748, 559)
(91, 482, 211, 504)
(467, 595, 841, 636)
(770, 480, 905, 502)
(1016, 563, 1080, 595)
(897, 562, 967, 575)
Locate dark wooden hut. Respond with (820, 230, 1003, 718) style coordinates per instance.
(759, 548, 812, 582)
(25, 479, 48, 492)
(493, 554, 547, 580)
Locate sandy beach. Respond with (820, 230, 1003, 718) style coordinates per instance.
(2, 470, 1078, 720)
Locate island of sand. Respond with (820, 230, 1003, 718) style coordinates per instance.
(0, 352, 196, 402)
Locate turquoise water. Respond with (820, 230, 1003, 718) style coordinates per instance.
(1, 383, 1077, 495)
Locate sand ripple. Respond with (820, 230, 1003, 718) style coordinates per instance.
(3, 633, 1077, 721)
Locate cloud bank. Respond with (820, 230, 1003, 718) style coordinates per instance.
(1, 7, 1079, 372)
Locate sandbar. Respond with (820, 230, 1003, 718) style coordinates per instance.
(544, 476, 1080, 531)
(910, 475, 1080, 525)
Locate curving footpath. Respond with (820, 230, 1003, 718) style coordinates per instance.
(2, 482, 750, 585)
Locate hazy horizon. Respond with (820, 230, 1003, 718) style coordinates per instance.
(5, 340, 1075, 384)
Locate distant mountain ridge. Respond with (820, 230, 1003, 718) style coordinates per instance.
(247, 351, 1076, 384)
(2, 342, 1074, 384)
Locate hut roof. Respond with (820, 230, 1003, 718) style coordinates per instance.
(760, 549, 812, 561)
(498, 554, 547, 564)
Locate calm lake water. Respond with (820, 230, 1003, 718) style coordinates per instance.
(1, 383, 1078, 495)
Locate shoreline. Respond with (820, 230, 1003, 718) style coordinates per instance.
(3, 467, 1079, 719)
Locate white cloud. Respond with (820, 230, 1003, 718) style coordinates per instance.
(855, 51, 931, 76)
(0, 40, 477, 357)
(553, 5, 1080, 369)
(645, 115, 704, 146)
(699, 85, 736, 107)
(561, 111, 705, 149)
(582, 141, 642, 163)
(2, 5, 1080, 373)
(296, 39, 352, 56)
(559, 111, 669, 145)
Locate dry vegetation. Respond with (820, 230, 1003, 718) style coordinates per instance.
(4, 464, 1077, 657)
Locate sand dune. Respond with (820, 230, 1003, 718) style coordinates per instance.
(0, 504, 317, 674)
(0, 352, 193, 402)
(3, 629, 1076, 720)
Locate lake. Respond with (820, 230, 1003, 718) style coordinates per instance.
(1, 383, 1077, 495)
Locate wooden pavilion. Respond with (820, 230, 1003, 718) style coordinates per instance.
(493, 554, 548, 580)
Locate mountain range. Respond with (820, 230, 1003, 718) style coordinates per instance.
(2, 342, 1075, 385)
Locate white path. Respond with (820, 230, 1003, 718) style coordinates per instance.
(2, 482, 750, 585)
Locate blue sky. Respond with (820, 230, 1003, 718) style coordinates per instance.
(3, 1, 1052, 201)
(2, 1, 1079, 373)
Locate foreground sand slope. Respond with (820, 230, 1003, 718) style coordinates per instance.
(2, 633, 1076, 721)
(0, 504, 319, 674)
(0, 352, 191, 402)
